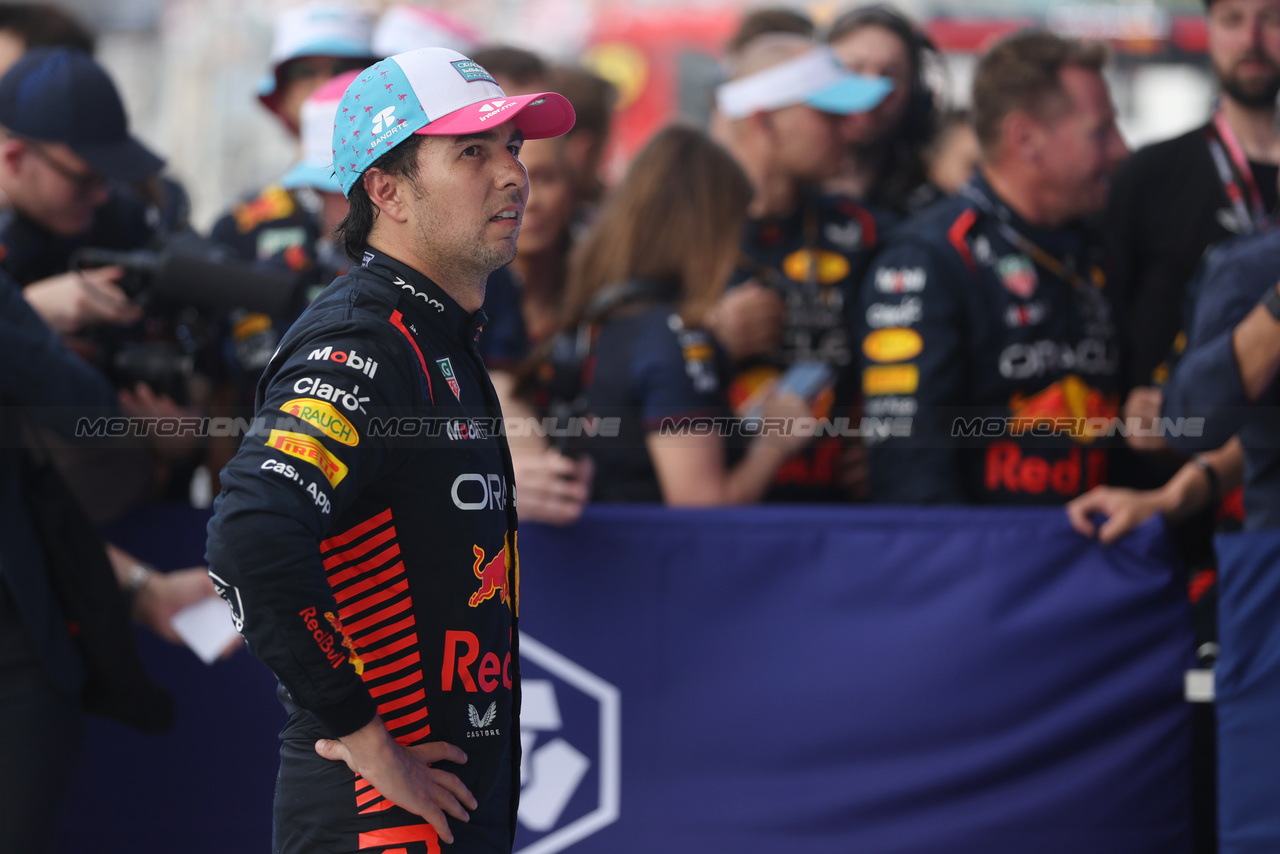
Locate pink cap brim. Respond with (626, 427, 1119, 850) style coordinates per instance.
(414, 91, 576, 140)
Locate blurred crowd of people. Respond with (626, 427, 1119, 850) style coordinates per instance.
(4, 0, 1280, 850)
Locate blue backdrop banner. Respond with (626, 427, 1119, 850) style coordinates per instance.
(1215, 528, 1280, 854)
(60, 506, 1192, 854)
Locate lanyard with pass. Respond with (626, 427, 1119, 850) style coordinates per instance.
(959, 184, 1105, 293)
(1207, 110, 1269, 234)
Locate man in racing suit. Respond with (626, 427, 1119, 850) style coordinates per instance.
(713, 34, 896, 501)
(860, 31, 1129, 504)
(206, 47, 575, 853)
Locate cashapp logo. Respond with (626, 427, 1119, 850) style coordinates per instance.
(514, 634, 620, 854)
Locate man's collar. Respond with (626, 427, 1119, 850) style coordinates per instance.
(968, 173, 1080, 252)
(360, 247, 487, 345)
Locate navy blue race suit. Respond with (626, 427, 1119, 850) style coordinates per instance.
(206, 248, 520, 853)
(729, 190, 893, 502)
(859, 176, 1123, 504)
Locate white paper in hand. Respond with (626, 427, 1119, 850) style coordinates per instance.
(171, 596, 240, 664)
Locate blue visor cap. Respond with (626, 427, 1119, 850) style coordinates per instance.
(281, 162, 343, 194)
(806, 74, 894, 115)
(258, 38, 378, 99)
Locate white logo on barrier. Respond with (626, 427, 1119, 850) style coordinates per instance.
(371, 107, 396, 133)
(515, 633, 621, 854)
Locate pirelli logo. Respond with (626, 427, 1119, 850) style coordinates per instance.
(266, 429, 348, 487)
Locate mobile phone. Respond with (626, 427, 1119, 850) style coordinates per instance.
(774, 361, 835, 402)
(744, 361, 835, 420)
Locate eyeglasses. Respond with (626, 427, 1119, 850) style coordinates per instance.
(26, 141, 108, 197)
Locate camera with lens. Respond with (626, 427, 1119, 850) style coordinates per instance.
(70, 235, 296, 404)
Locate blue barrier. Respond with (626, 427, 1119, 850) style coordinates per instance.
(1216, 529, 1280, 854)
(59, 505, 1193, 853)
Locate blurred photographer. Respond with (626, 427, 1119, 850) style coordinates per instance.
(0, 47, 162, 302)
(0, 47, 197, 521)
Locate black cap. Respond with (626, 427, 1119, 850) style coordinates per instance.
(0, 47, 163, 182)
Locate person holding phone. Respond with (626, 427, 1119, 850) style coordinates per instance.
(528, 126, 813, 504)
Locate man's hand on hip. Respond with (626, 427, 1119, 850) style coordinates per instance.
(315, 717, 477, 844)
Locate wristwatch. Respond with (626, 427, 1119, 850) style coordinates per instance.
(1263, 282, 1280, 322)
(125, 562, 154, 601)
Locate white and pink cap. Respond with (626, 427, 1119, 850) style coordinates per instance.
(283, 70, 362, 194)
(332, 47, 576, 197)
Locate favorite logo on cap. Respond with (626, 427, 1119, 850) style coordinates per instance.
(332, 48, 575, 197)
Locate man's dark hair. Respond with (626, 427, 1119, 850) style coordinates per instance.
(726, 8, 815, 57)
(972, 30, 1108, 158)
(0, 3, 94, 54)
(336, 135, 426, 262)
(469, 46, 548, 89)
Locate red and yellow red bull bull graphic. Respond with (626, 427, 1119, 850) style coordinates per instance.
(1007, 374, 1120, 445)
(469, 532, 518, 614)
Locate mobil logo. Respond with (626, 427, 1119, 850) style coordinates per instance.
(514, 633, 620, 854)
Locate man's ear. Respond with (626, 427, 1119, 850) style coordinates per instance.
(1002, 111, 1043, 166)
(363, 168, 411, 224)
